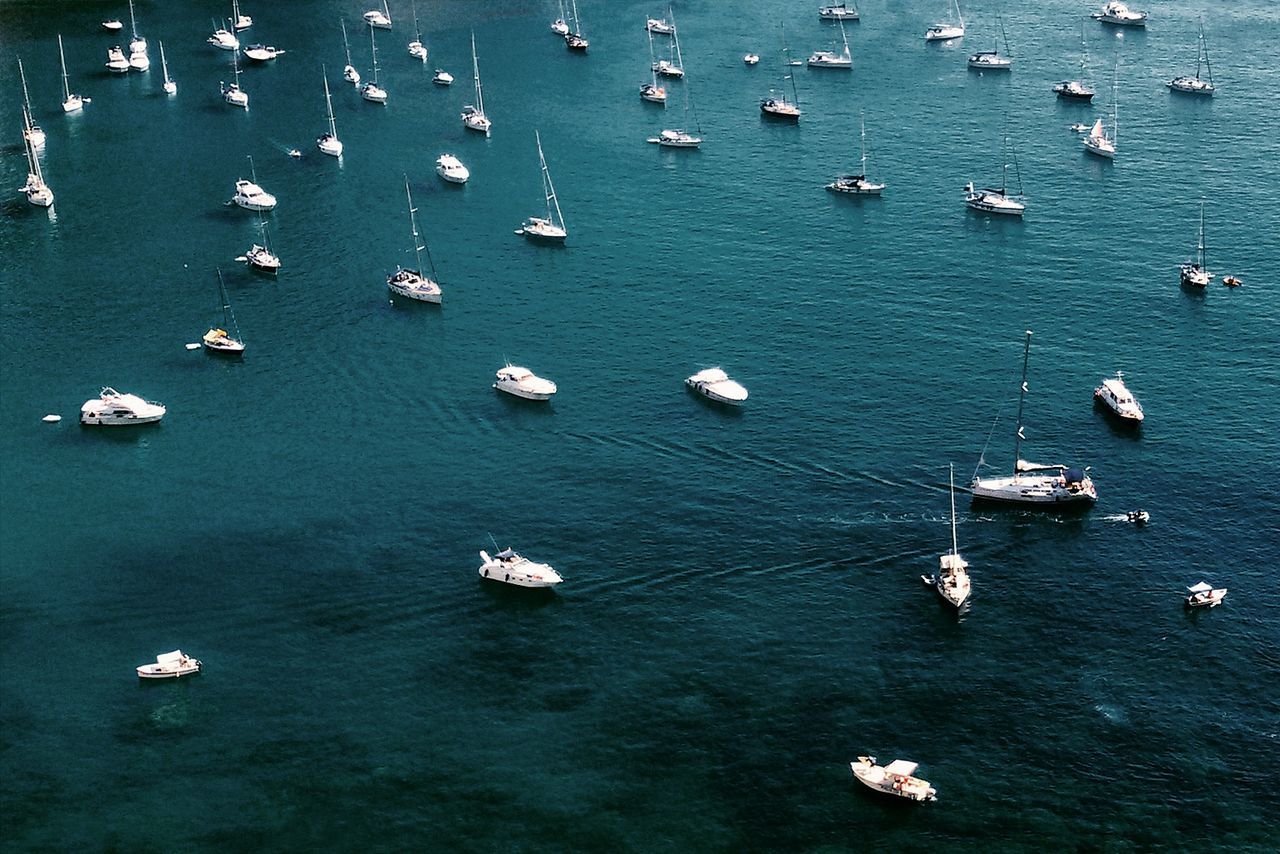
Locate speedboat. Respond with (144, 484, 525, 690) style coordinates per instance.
(242, 242, 280, 273)
(364, 2, 392, 29)
(850, 757, 937, 802)
(647, 129, 702, 148)
(686, 368, 748, 405)
(1185, 582, 1226, 608)
(387, 267, 441, 303)
(435, 154, 470, 183)
(80, 387, 166, 425)
(1093, 371, 1144, 423)
(136, 650, 201, 679)
(640, 82, 667, 104)
(232, 179, 276, 211)
(968, 50, 1011, 70)
(103, 19, 124, 31)
(208, 25, 240, 51)
(243, 44, 284, 62)
(106, 46, 130, 73)
(828, 174, 884, 195)
(494, 365, 557, 400)
(1092, 1, 1147, 27)
(516, 216, 567, 242)
(478, 549, 563, 589)
(646, 18, 675, 35)
(203, 326, 245, 354)
(743, 53, 760, 65)
(1054, 80, 1095, 101)
(964, 182, 1024, 216)
(760, 96, 801, 121)
(1127, 509, 1149, 524)
(432, 69, 454, 85)
(819, 3, 859, 21)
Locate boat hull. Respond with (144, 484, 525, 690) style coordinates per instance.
(137, 663, 201, 679)
(971, 475, 1096, 506)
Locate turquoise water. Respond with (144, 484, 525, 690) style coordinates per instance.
(3, 0, 1279, 849)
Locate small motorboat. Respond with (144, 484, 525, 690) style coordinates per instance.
(1126, 509, 1150, 525)
(850, 756, 937, 802)
(432, 69, 453, 85)
(647, 129, 702, 149)
(646, 18, 675, 35)
(436, 154, 470, 184)
(232, 179, 277, 211)
(42, 414, 61, 423)
(494, 365, 557, 401)
(1054, 80, 1095, 101)
(1094, 371, 1144, 423)
(208, 25, 240, 51)
(1070, 122, 1090, 133)
(743, 53, 760, 65)
(243, 44, 284, 62)
(1092, 1, 1147, 27)
(81, 387, 166, 426)
(1222, 276, 1242, 287)
(478, 549, 563, 589)
(686, 368, 748, 406)
(106, 46, 130, 73)
(103, 19, 125, 31)
(137, 650, 201, 679)
(288, 149, 302, 158)
(1185, 581, 1226, 608)
(819, 3, 860, 21)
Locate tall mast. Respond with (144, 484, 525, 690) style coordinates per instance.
(22, 106, 43, 180)
(471, 32, 484, 115)
(1198, 203, 1206, 268)
(781, 28, 799, 106)
(1199, 20, 1212, 84)
(671, 8, 684, 70)
(369, 25, 378, 84)
(1012, 330, 1032, 475)
(323, 71, 338, 136)
(536, 130, 564, 230)
(128, 0, 139, 39)
(949, 464, 959, 557)
(405, 176, 425, 274)
(18, 57, 35, 112)
(342, 19, 354, 66)
(59, 35, 71, 100)
(859, 112, 868, 175)
(647, 27, 659, 88)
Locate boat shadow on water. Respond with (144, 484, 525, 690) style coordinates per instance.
(478, 577, 560, 609)
(494, 392, 556, 417)
(685, 386, 744, 416)
(1094, 400, 1143, 438)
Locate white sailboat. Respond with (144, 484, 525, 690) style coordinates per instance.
(649, 52, 702, 148)
(17, 60, 45, 147)
(965, 129, 1024, 216)
(208, 18, 240, 51)
(204, 269, 246, 355)
(1179, 203, 1212, 287)
(238, 216, 281, 273)
(970, 331, 1097, 507)
(1168, 20, 1214, 95)
(808, 15, 852, 68)
(565, 0, 589, 51)
(827, 112, 884, 194)
(341, 19, 361, 85)
(19, 105, 54, 207)
(640, 27, 668, 104)
(924, 465, 971, 608)
(515, 131, 567, 242)
(408, 0, 428, 61)
(1083, 72, 1117, 159)
(387, 177, 442, 303)
(760, 35, 801, 120)
(127, 0, 149, 71)
(160, 40, 177, 94)
(925, 0, 965, 41)
(461, 32, 491, 135)
(968, 12, 1012, 70)
(232, 0, 253, 31)
(58, 35, 89, 113)
(364, 0, 392, 30)
(317, 71, 344, 157)
(222, 48, 249, 108)
(653, 6, 685, 77)
(551, 0, 570, 36)
(361, 25, 388, 103)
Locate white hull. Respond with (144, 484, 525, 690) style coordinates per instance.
(965, 189, 1024, 216)
(517, 219, 567, 242)
(686, 369, 748, 405)
(436, 156, 470, 183)
(478, 550, 562, 588)
(925, 26, 964, 41)
(361, 84, 388, 103)
(387, 270, 442, 303)
(1083, 137, 1115, 159)
(462, 111, 491, 135)
(494, 366, 557, 400)
(850, 757, 937, 802)
(344, 66, 361, 85)
(317, 135, 343, 157)
(828, 177, 883, 195)
(137, 658, 201, 679)
(971, 474, 1096, 505)
(1168, 77, 1213, 95)
(81, 389, 166, 425)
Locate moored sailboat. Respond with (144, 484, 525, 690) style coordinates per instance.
(408, 0, 428, 61)
(808, 15, 852, 68)
(58, 34, 89, 112)
(387, 176, 442, 303)
(653, 7, 685, 77)
(564, 0, 589, 51)
(204, 269, 246, 354)
(760, 35, 801, 120)
(1179, 203, 1212, 287)
(923, 465, 971, 608)
(640, 26, 668, 104)
(317, 71, 344, 157)
(222, 48, 249, 108)
(968, 12, 1012, 70)
(1168, 20, 1214, 95)
(160, 40, 177, 94)
(361, 24, 388, 103)
(341, 19, 361, 85)
(925, 0, 965, 41)
(515, 130, 567, 242)
(827, 111, 884, 195)
(126, 0, 149, 71)
(1083, 72, 1118, 159)
(18, 105, 54, 207)
(1054, 19, 1094, 100)
(964, 129, 1024, 216)
(461, 32, 491, 134)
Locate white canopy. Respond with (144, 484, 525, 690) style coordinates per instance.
(884, 760, 918, 777)
(156, 650, 185, 665)
(1187, 582, 1214, 594)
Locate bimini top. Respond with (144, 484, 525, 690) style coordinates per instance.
(1015, 459, 1064, 473)
(1063, 467, 1086, 485)
(1187, 582, 1214, 594)
(883, 760, 919, 777)
(496, 548, 519, 560)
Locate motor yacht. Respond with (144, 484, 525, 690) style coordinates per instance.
(208, 23, 240, 51)
(478, 549, 563, 589)
(435, 154, 469, 183)
(819, 3, 859, 21)
(964, 181, 1024, 216)
(232, 179, 276, 211)
(850, 757, 937, 802)
(106, 45, 131, 73)
(80, 387, 166, 425)
(647, 129, 702, 148)
(243, 44, 285, 62)
(1127, 509, 1150, 524)
(1054, 80, 1094, 100)
(1094, 372, 1144, 423)
(494, 365, 557, 400)
(137, 650, 201, 679)
(646, 18, 675, 35)
(432, 69, 454, 85)
(1092, 1, 1147, 27)
(686, 368, 748, 405)
(1185, 582, 1226, 608)
(364, 2, 392, 29)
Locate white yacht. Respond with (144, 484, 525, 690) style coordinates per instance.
(809, 17, 852, 68)
(232, 160, 277, 210)
(126, 0, 149, 71)
(364, 1, 392, 29)
(237, 217, 281, 273)
(970, 331, 1097, 507)
(317, 73, 343, 157)
(435, 154, 469, 184)
(516, 131, 568, 243)
(341, 19, 360, 85)
(923, 465, 971, 608)
(243, 44, 285, 62)
(850, 757, 937, 802)
(204, 270, 246, 354)
(461, 32, 491, 134)
(925, 0, 964, 41)
(1180, 204, 1212, 288)
(19, 106, 54, 208)
(136, 650, 201, 679)
(1093, 372, 1144, 423)
(819, 3, 859, 21)
(646, 17, 675, 35)
(361, 25, 388, 103)
(967, 13, 1012, 70)
(641, 27, 668, 103)
(1092, 1, 1147, 27)
(494, 366, 557, 400)
(827, 113, 884, 195)
(160, 40, 177, 94)
(1168, 21, 1213, 96)
(408, 0, 428, 60)
(232, 0, 252, 30)
(432, 69, 453, 85)
(57, 35, 88, 113)
(80, 388, 166, 425)
(478, 549, 563, 589)
(106, 45, 131, 73)
(686, 368, 748, 405)
(208, 20, 240, 51)
(648, 128, 702, 148)
(387, 177, 442, 303)
(1185, 582, 1227, 609)
(222, 50, 249, 108)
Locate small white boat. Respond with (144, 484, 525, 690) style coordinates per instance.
(1094, 372, 1144, 422)
(478, 549, 563, 589)
(435, 154, 469, 184)
(461, 32, 491, 134)
(494, 365, 557, 400)
(1185, 582, 1226, 608)
(924, 464, 971, 608)
(646, 17, 675, 35)
(204, 270, 246, 354)
(362, 25, 388, 103)
(1092, 1, 1147, 27)
(686, 368, 748, 405)
(160, 40, 177, 95)
(1168, 20, 1213, 96)
(809, 17, 852, 68)
(232, 0, 252, 31)
(208, 20, 240, 51)
(243, 44, 284, 62)
(317, 73, 343, 157)
(340, 19, 360, 85)
(828, 112, 884, 195)
(387, 177, 442, 303)
(222, 49, 249, 109)
(743, 53, 760, 65)
(819, 3, 859, 21)
(641, 27, 668, 103)
(42, 414, 61, 423)
(364, 1, 392, 29)
(647, 129, 702, 148)
(136, 650, 201, 679)
(126, 0, 149, 71)
(106, 45, 131, 73)
(81, 387, 166, 425)
(408, 0, 428, 60)
(925, 0, 965, 41)
(1127, 509, 1149, 524)
(232, 159, 277, 210)
(850, 756, 937, 802)
(103, 19, 124, 31)
(18, 105, 54, 208)
(1180, 203, 1213, 288)
(432, 69, 453, 85)
(551, 0, 570, 36)
(57, 35, 87, 113)
(516, 131, 568, 242)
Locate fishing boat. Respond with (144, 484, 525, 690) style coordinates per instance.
(19, 106, 54, 207)
(1168, 20, 1214, 95)
(809, 16, 852, 68)
(58, 35, 88, 113)
(436, 154, 469, 183)
(80, 388, 166, 425)
(317, 72, 344, 157)
(232, 158, 276, 210)
(1185, 582, 1227, 609)
(970, 331, 1097, 507)
(364, 1, 392, 30)
(1093, 372, 1144, 423)
(494, 366, 557, 400)
(686, 368, 748, 405)
(361, 25, 388, 103)
(461, 32, 491, 134)
(222, 49, 249, 108)
(160, 40, 176, 94)
(964, 131, 1025, 216)
(432, 69, 453, 85)
(238, 217, 281, 274)
(136, 651, 201, 679)
(478, 548, 563, 588)
(925, 0, 965, 41)
(408, 0, 427, 60)
(968, 12, 1012, 70)
(341, 19, 360, 85)
(640, 27, 668, 104)
(551, 0, 570, 35)
(106, 45, 131, 73)
(204, 270, 246, 354)
(387, 177, 442, 303)
(653, 7, 685, 77)
(1092, 1, 1146, 27)
(1179, 203, 1212, 288)
(827, 112, 884, 195)
(208, 19, 240, 51)
(126, 0, 149, 71)
(243, 44, 285, 62)
(819, 3, 860, 22)
(564, 0, 589, 51)
(850, 757, 937, 802)
(922, 465, 971, 608)
(515, 131, 568, 242)
(760, 37, 801, 121)
(231, 0, 252, 30)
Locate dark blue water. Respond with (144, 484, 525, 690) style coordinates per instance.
(3, 0, 1279, 849)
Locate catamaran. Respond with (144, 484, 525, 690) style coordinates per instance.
(387, 177, 442, 303)
(653, 7, 685, 78)
(361, 25, 388, 103)
(809, 16, 852, 68)
(1168, 20, 1213, 95)
(970, 330, 1097, 507)
(461, 32, 491, 134)
(1054, 19, 1094, 100)
(640, 27, 668, 104)
(222, 48, 249, 108)
(923, 465, 971, 608)
(317, 71, 344, 156)
(204, 269, 246, 354)
(965, 130, 1024, 216)
(126, 0, 149, 71)
(160, 40, 177, 94)
(827, 112, 884, 195)
(761, 36, 801, 120)
(341, 19, 360, 85)
(515, 131, 567, 243)
(408, 0, 427, 60)
(19, 105, 53, 207)
(925, 0, 964, 41)
(1179, 203, 1212, 287)
(968, 12, 1011, 70)
(565, 0, 589, 51)
(58, 34, 89, 112)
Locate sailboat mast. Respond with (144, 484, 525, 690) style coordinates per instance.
(22, 106, 41, 179)
(1012, 330, 1032, 475)
(472, 33, 484, 114)
(671, 8, 685, 69)
(949, 464, 960, 557)
(859, 113, 868, 175)
(342, 19, 353, 66)
(323, 72, 337, 135)
(1198, 203, 1207, 268)
(128, 0, 139, 39)
(781, 29, 799, 106)
(18, 57, 34, 111)
(647, 27, 659, 87)
(370, 25, 378, 84)
(405, 177, 425, 273)
(59, 36, 71, 99)
(1199, 22, 1212, 84)
(537, 131, 564, 230)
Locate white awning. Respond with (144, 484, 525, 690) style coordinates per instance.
(883, 760, 918, 777)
